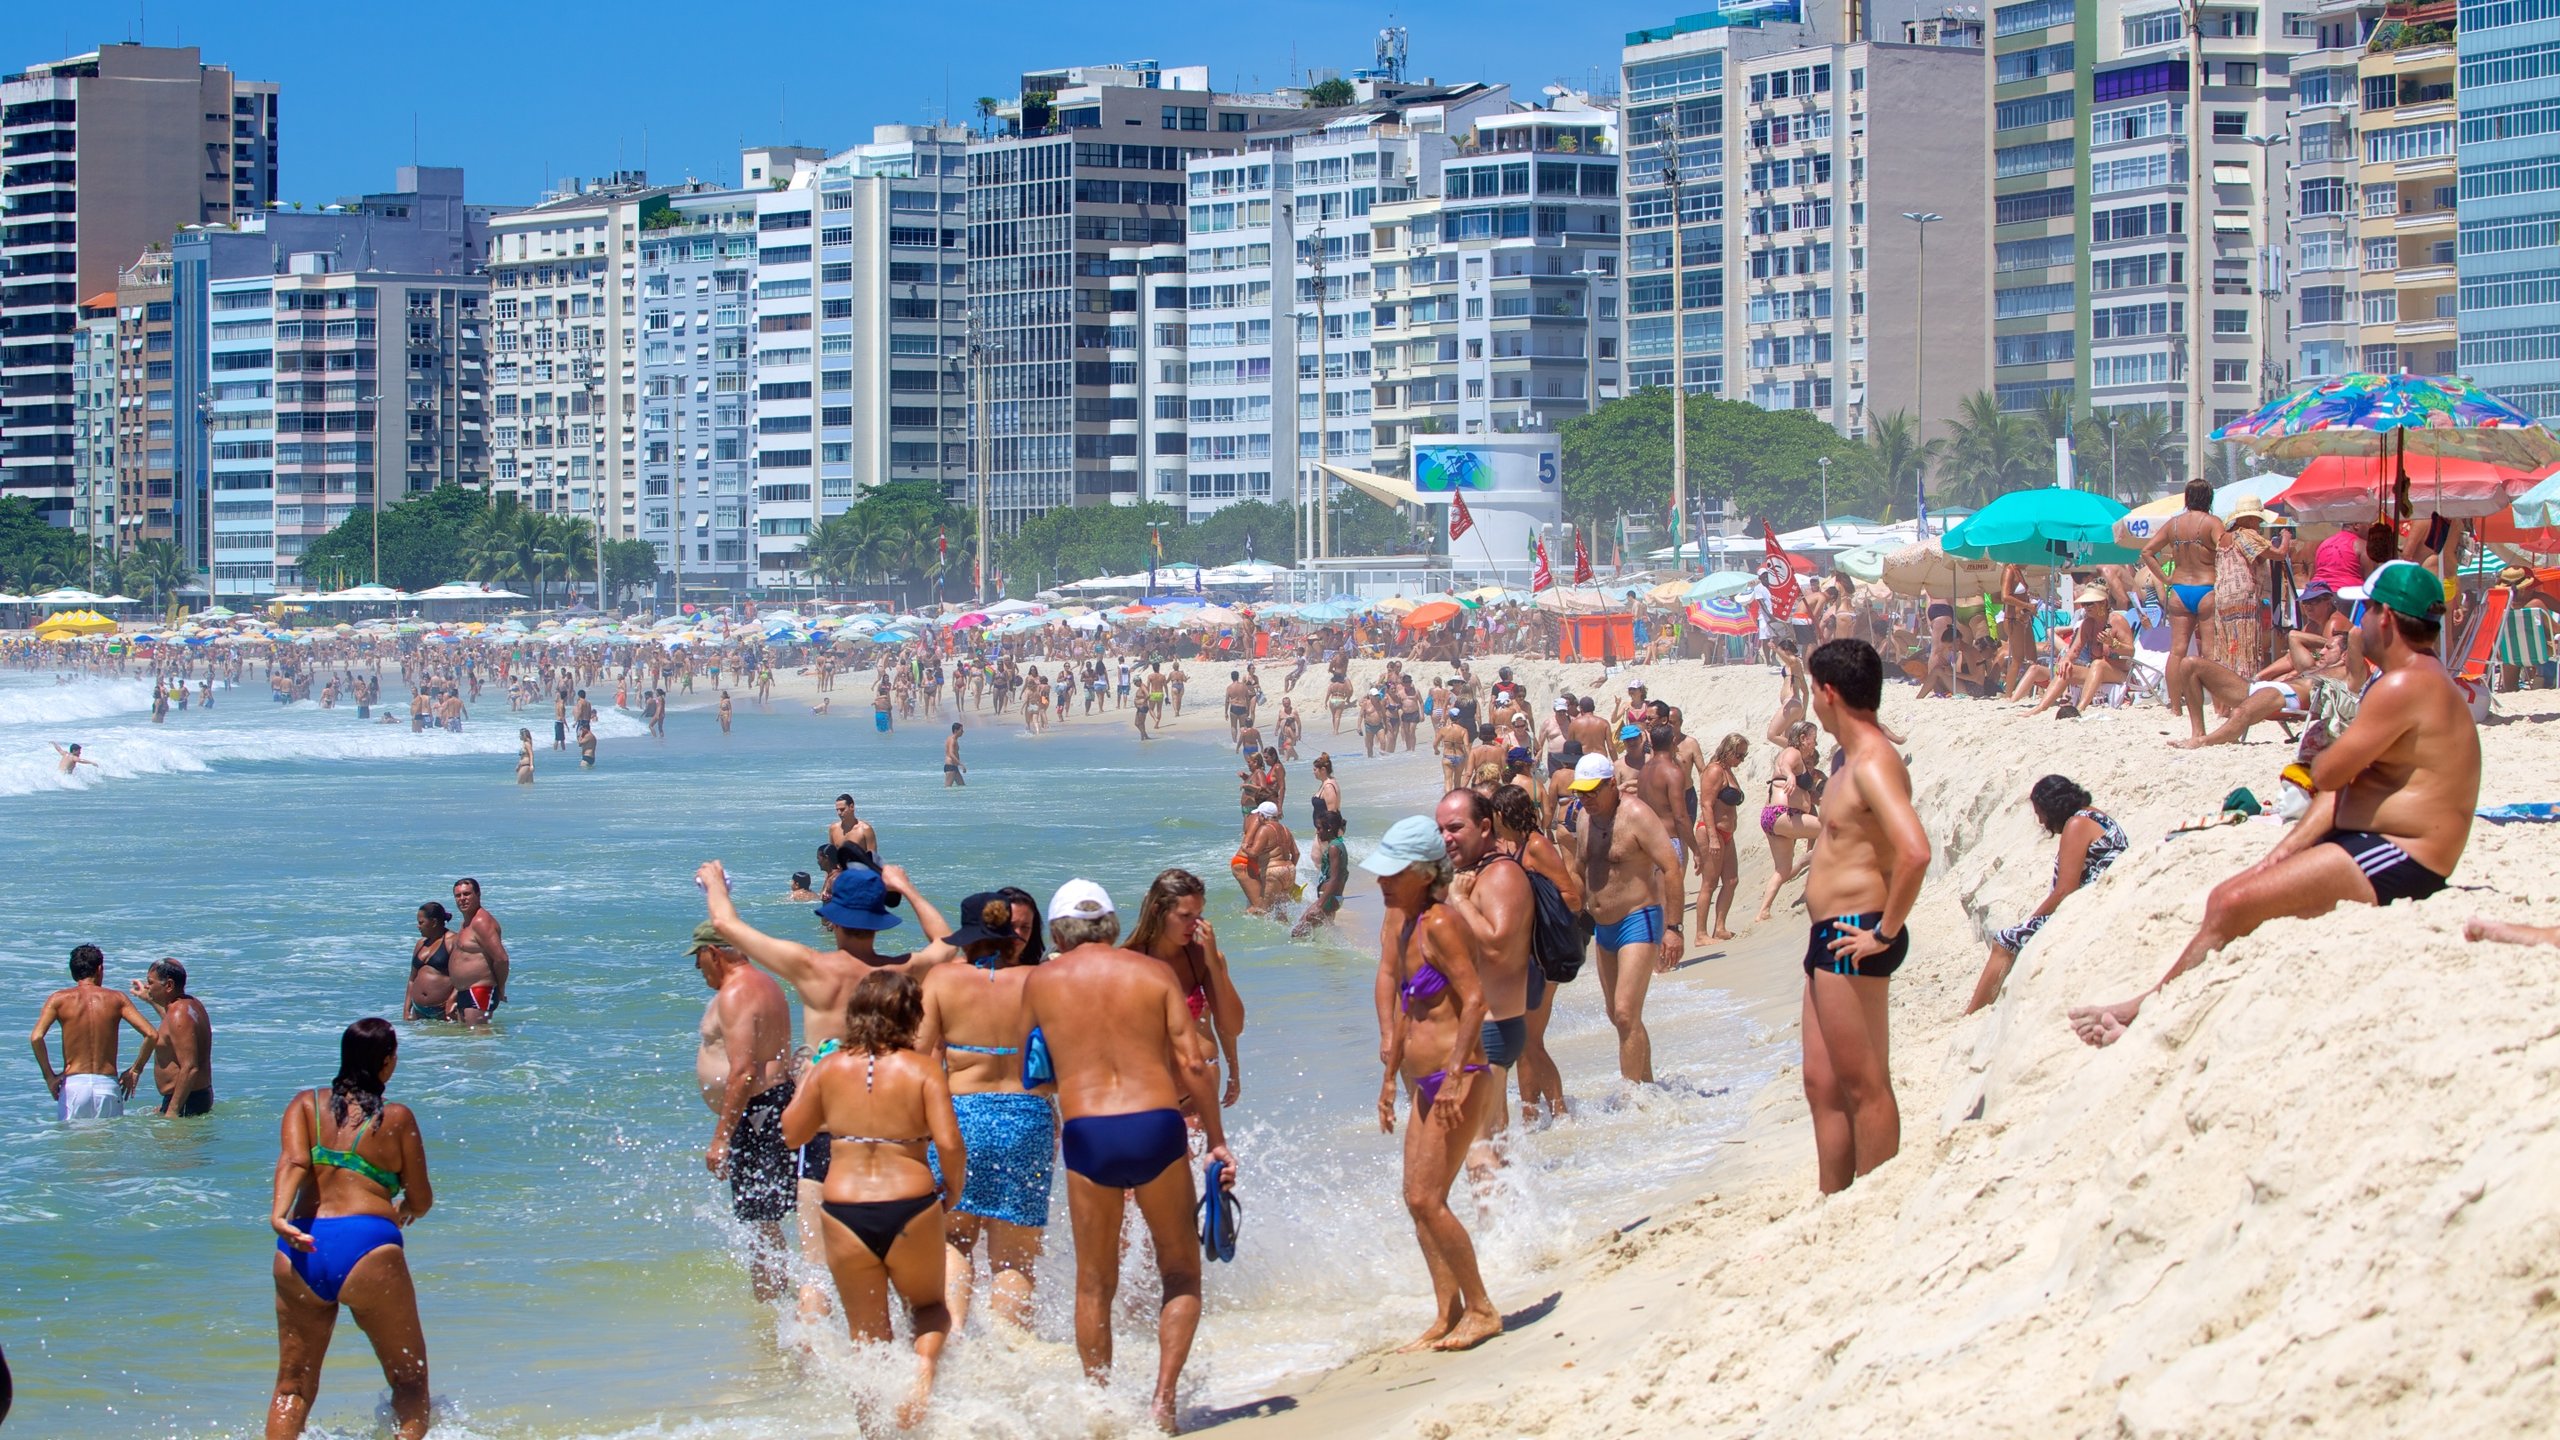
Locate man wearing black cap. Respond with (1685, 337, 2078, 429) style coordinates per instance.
(2074, 561, 2481, 1047)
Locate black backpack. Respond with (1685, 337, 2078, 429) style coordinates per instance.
(1496, 853, 1586, 985)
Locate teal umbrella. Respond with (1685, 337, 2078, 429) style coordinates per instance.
(1682, 570, 1758, 602)
(1833, 545, 1889, 583)
(1942, 488, 2138, 566)
(2514, 469, 2560, 530)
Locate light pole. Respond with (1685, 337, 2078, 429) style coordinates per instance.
(2239, 129, 2291, 410)
(1900, 212, 1942, 530)
(357, 392, 383, 586)
(1817, 454, 1831, 535)
(2105, 413, 2121, 502)
(1661, 113, 1690, 573)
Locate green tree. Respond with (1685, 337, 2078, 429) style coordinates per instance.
(601, 539, 659, 606)
(799, 511, 862, 599)
(1853, 410, 1941, 521)
(113, 538, 196, 609)
(299, 484, 492, 592)
(1938, 391, 2042, 510)
(1327, 489, 1418, 556)
(461, 503, 539, 596)
(2110, 408, 2185, 500)
(1176, 499, 1296, 567)
(0, 497, 91, 592)
(1558, 388, 1865, 533)
(994, 501, 1181, 598)
(1303, 77, 1358, 107)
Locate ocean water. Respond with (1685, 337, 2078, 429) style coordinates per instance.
(0, 670, 1779, 1439)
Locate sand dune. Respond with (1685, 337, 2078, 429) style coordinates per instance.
(1233, 656, 2560, 1437)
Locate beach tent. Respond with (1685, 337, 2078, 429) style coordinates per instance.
(31, 587, 123, 607)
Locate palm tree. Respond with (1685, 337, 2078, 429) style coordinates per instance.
(463, 506, 538, 598)
(539, 514, 594, 605)
(800, 512, 862, 599)
(2026, 389, 2079, 451)
(1855, 410, 1941, 521)
(1938, 391, 2040, 510)
(2112, 408, 2185, 500)
(116, 539, 196, 608)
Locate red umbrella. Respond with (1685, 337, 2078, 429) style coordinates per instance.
(2271, 454, 2550, 523)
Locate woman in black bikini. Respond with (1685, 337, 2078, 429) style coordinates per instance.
(1695, 733, 1750, 942)
(402, 903, 457, 1022)
(780, 970, 963, 1428)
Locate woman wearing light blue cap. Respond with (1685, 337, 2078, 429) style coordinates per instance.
(1364, 815, 1503, 1353)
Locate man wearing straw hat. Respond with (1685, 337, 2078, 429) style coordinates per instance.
(2074, 561, 2481, 1047)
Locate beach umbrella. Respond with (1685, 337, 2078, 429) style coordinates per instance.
(31, 587, 116, 607)
(2513, 469, 2560, 530)
(1685, 597, 1756, 635)
(948, 613, 991, 630)
(1645, 579, 1692, 603)
(1881, 543, 2013, 599)
(2211, 372, 2560, 471)
(1373, 595, 1420, 614)
(2269, 454, 2549, 524)
(1832, 546, 1889, 583)
(1400, 599, 1466, 629)
(1682, 571, 1759, 602)
(1942, 488, 2137, 566)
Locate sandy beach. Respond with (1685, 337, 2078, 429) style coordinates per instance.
(1125, 653, 2560, 1438)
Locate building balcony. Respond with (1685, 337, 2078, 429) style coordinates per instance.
(2394, 206, 2455, 232)
(2393, 153, 2455, 181)
(2394, 316, 2456, 340)
(2394, 263, 2456, 287)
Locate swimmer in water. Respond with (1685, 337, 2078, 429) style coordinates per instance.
(515, 730, 534, 785)
(52, 742, 96, 775)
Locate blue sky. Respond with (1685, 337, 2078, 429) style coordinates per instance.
(9, 3, 1652, 205)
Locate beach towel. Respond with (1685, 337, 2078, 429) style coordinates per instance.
(2476, 802, 2560, 823)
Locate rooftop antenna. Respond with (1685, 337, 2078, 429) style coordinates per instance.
(1376, 25, 1410, 85)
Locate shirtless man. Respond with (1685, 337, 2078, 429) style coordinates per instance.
(130, 958, 213, 1117)
(2140, 479, 2226, 719)
(944, 723, 966, 788)
(1464, 725, 1504, 791)
(829, 793, 879, 855)
(52, 742, 97, 775)
(1798, 639, 1932, 1194)
(1224, 671, 1253, 745)
(1566, 696, 1611, 765)
(2260, 582, 2351, 681)
(697, 858, 952, 1316)
(1537, 698, 1571, 777)
(1436, 789, 1536, 1167)
(1018, 880, 1235, 1432)
(2073, 562, 2480, 1047)
(448, 878, 510, 1024)
(692, 920, 798, 1302)
(1554, 754, 1684, 1084)
(1637, 722, 1694, 973)
(28, 945, 156, 1120)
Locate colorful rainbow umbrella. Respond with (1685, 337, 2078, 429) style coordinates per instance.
(2211, 373, 2559, 471)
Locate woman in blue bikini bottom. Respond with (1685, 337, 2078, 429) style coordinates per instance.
(269, 1019, 434, 1440)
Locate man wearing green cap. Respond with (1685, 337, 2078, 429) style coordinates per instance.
(691, 920, 797, 1302)
(2073, 560, 2480, 1047)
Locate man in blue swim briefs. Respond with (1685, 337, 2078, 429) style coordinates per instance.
(1019, 879, 1236, 1433)
(1553, 752, 1684, 1085)
(1800, 639, 1932, 1196)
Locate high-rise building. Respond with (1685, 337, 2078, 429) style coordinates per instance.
(0, 43, 278, 522)
(107, 249, 174, 555)
(1986, 0, 2309, 465)
(1179, 83, 1511, 520)
(2288, 0, 2384, 383)
(486, 175, 670, 539)
(71, 297, 116, 554)
(966, 62, 1298, 532)
(1371, 100, 1626, 460)
(196, 260, 488, 595)
(1734, 30, 1989, 437)
(637, 184, 760, 602)
(2455, 0, 2558, 420)
(2354, 6, 2462, 380)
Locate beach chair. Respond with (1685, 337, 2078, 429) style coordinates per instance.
(2120, 614, 2173, 706)
(2494, 603, 2552, 688)
(2452, 585, 2510, 687)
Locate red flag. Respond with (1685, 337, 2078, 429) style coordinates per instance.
(1758, 521, 1802, 620)
(1531, 539, 1555, 593)
(1448, 489, 1475, 542)
(1571, 526, 1594, 585)
(938, 528, 948, 556)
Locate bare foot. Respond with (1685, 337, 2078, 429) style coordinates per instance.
(1710, 928, 1736, 941)
(1151, 1390, 1182, 1434)
(1751, 908, 1773, 924)
(2465, 916, 2558, 946)
(1431, 1306, 1504, 1352)
(1396, 1314, 1456, 1352)
(2168, 736, 2208, 750)
(895, 1367, 936, 1429)
(2067, 997, 2141, 1047)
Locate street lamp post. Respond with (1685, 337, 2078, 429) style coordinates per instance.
(1900, 212, 1942, 529)
(2106, 414, 2121, 502)
(2239, 130, 2291, 414)
(1817, 454, 1830, 534)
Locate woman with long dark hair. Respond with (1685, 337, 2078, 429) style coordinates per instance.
(1968, 776, 2128, 1013)
(268, 1018, 433, 1439)
(1128, 869, 1247, 1110)
(781, 970, 961, 1428)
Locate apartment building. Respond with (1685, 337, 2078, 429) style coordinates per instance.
(1109, 239, 1190, 516)
(0, 43, 277, 522)
(1987, 0, 2308, 453)
(636, 185, 759, 600)
(72, 297, 116, 549)
(487, 176, 670, 539)
(1179, 84, 1509, 519)
(1371, 101, 1625, 466)
(2456, 0, 2560, 420)
(2355, 4, 2464, 378)
(966, 62, 1298, 531)
(2289, 0, 2385, 382)
(194, 261, 488, 595)
(748, 166, 822, 585)
(1734, 30, 1989, 435)
(108, 249, 174, 554)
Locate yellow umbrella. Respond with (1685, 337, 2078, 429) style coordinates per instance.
(2112, 493, 2183, 549)
(1373, 595, 1420, 614)
(1646, 579, 1692, 603)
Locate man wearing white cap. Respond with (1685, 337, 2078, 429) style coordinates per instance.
(1554, 751, 1684, 1084)
(1019, 879, 1235, 1429)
